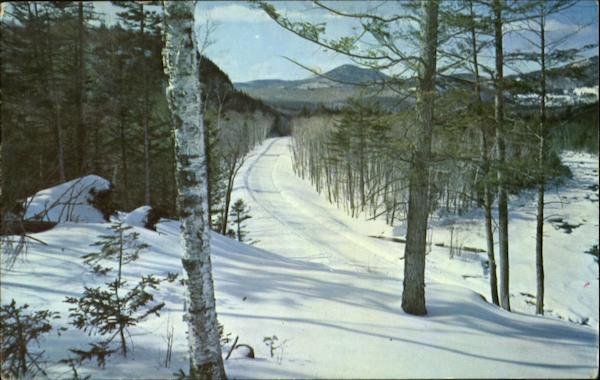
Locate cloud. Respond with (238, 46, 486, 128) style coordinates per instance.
(196, 2, 343, 25)
(198, 4, 272, 24)
(506, 17, 598, 38)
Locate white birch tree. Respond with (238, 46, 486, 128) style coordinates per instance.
(161, 2, 226, 378)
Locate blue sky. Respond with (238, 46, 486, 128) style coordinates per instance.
(196, 1, 599, 83)
(87, 1, 599, 83)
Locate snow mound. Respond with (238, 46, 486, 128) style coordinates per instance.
(124, 206, 152, 228)
(24, 175, 112, 223)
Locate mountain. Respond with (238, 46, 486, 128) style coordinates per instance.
(234, 57, 599, 113)
(237, 64, 389, 90)
(200, 56, 280, 116)
(310, 64, 389, 84)
(509, 55, 598, 92)
(507, 55, 599, 107)
(234, 64, 394, 113)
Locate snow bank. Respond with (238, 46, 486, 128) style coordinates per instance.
(24, 175, 112, 223)
(123, 205, 152, 228)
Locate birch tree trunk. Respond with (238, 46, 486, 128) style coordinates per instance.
(493, 0, 511, 311)
(162, 2, 226, 378)
(401, 0, 439, 316)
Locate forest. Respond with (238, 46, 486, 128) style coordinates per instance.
(0, 1, 598, 379)
(1, 1, 279, 231)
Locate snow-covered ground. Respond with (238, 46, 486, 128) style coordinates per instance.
(1, 137, 598, 378)
(233, 137, 599, 327)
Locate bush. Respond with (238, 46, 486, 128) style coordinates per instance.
(65, 220, 176, 365)
(0, 300, 62, 378)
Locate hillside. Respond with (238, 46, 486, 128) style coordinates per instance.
(200, 55, 280, 117)
(1, 140, 597, 378)
(234, 64, 396, 113)
(234, 57, 599, 112)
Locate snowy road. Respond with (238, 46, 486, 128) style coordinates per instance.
(226, 136, 598, 378)
(233, 137, 403, 277)
(234, 137, 599, 325)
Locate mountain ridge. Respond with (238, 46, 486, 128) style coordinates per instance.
(233, 57, 598, 113)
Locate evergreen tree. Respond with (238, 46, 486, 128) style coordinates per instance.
(229, 199, 252, 242)
(0, 300, 62, 378)
(505, 0, 593, 314)
(65, 220, 170, 361)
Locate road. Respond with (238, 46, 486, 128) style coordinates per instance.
(232, 137, 402, 277)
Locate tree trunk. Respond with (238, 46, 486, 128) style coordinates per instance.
(162, 2, 226, 379)
(116, 228, 127, 357)
(401, 0, 438, 316)
(55, 102, 66, 183)
(141, 3, 151, 205)
(469, 0, 499, 306)
(221, 156, 238, 236)
(119, 108, 130, 209)
(536, 10, 546, 315)
(493, 0, 511, 311)
(76, 1, 86, 174)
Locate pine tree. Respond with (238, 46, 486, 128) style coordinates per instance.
(505, 0, 592, 314)
(0, 300, 62, 378)
(229, 199, 252, 242)
(113, 1, 162, 205)
(65, 220, 169, 362)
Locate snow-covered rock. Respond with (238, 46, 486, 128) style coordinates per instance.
(24, 175, 112, 223)
(124, 205, 153, 228)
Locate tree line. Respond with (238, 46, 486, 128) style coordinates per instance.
(261, 0, 596, 315)
(1, 1, 278, 233)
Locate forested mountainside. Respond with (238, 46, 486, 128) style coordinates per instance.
(235, 56, 599, 113)
(1, 2, 283, 222)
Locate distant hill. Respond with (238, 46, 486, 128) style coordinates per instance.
(200, 55, 280, 116)
(236, 64, 389, 91)
(507, 55, 599, 92)
(234, 57, 599, 113)
(234, 64, 394, 113)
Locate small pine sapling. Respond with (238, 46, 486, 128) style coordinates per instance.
(0, 299, 62, 378)
(229, 199, 252, 242)
(65, 220, 177, 365)
(82, 220, 148, 275)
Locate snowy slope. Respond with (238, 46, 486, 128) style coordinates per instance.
(232, 137, 599, 328)
(1, 138, 598, 378)
(2, 221, 598, 378)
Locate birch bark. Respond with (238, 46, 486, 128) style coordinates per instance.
(162, 2, 226, 378)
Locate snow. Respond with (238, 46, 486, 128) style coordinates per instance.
(23, 175, 111, 223)
(123, 205, 152, 228)
(515, 86, 599, 106)
(2, 138, 598, 378)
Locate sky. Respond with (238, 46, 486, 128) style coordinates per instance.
(195, 1, 599, 83)
(52, 1, 600, 83)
